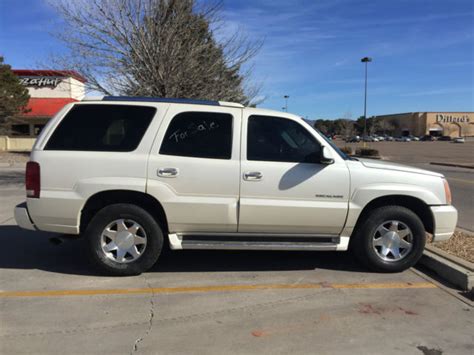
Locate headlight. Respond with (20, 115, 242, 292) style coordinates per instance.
(443, 179, 452, 205)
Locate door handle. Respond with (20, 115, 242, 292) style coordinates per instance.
(157, 168, 179, 178)
(243, 171, 263, 181)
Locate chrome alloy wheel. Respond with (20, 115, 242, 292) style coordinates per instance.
(100, 219, 147, 263)
(372, 220, 413, 262)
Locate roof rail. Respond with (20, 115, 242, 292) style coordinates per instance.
(218, 101, 245, 108)
(101, 96, 245, 108)
(82, 96, 105, 101)
(102, 96, 220, 106)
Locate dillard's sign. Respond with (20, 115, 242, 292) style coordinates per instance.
(19, 76, 62, 88)
(436, 114, 471, 124)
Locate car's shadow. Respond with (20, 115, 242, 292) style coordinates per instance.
(0, 225, 367, 276)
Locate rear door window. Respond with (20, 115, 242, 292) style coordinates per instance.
(159, 112, 233, 159)
(45, 104, 156, 151)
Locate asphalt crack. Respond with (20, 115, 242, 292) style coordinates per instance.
(0, 217, 14, 225)
(1, 289, 328, 339)
(131, 274, 155, 354)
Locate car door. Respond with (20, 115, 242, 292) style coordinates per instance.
(147, 105, 241, 233)
(239, 113, 350, 235)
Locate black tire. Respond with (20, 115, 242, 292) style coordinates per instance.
(351, 206, 426, 272)
(85, 203, 163, 276)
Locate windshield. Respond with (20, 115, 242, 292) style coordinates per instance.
(313, 128, 350, 160)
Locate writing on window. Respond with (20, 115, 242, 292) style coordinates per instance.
(160, 112, 233, 159)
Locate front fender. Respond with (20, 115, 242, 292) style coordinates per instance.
(351, 183, 442, 207)
(340, 183, 442, 237)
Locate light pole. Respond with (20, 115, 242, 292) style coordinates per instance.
(361, 57, 372, 138)
(283, 95, 289, 112)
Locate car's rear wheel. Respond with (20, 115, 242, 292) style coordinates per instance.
(352, 206, 426, 272)
(85, 203, 163, 276)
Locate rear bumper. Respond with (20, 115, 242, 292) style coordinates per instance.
(14, 202, 36, 231)
(431, 205, 458, 241)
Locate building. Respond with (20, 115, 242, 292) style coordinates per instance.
(373, 112, 474, 138)
(10, 70, 86, 136)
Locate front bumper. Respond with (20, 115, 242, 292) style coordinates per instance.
(430, 205, 458, 241)
(14, 202, 36, 231)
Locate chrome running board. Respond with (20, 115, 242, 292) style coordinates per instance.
(171, 233, 340, 251)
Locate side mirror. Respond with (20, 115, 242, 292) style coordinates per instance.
(320, 146, 335, 164)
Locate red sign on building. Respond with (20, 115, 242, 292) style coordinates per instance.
(12, 70, 87, 136)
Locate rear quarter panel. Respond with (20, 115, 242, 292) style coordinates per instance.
(27, 102, 168, 234)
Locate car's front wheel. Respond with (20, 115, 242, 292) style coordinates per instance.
(352, 206, 426, 272)
(85, 203, 164, 276)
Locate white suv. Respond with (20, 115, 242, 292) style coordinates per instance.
(14, 97, 457, 275)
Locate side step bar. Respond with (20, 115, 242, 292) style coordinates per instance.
(173, 234, 340, 251)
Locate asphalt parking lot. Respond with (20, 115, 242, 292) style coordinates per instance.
(0, 163, 473, 355)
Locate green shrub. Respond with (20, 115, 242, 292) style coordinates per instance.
(356, 148, 379, 157)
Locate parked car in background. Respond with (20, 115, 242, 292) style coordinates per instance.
(438, 136, 452, 141)
(408, 135, 420, 141)
(14, 96, 458, 275)
(363, 136, 378, 142)
(420, 135, 436, 141)
(348, 135, 361, 143)
(395, 137, 411, 142)
(385, 136, 395, 141)
(453, 137, 465, 143)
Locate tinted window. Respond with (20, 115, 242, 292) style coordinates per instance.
(247, 115, 321, 163)
(159, 112, 232, 159)
(45, 104, 155, 151)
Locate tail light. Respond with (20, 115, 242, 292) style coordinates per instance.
(26, 162, 40, 198)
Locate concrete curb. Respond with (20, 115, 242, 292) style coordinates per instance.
(430, 162, 474, 169)
(420, 245, 473, 291)
(351, 155, 383, 160)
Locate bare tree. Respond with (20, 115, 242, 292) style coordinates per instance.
(48, 0, 263, 104)
(339, 119, 355, 138)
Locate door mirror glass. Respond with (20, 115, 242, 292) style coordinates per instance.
(320, 146, 335, 164)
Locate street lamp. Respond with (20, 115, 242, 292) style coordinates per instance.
(283, 95, 289, 112)
(361, 57, 372, 138)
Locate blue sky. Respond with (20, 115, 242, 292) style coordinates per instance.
(1, 0, 473, 119)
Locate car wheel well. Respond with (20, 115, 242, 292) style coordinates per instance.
(80, 190, 169, 236)
(353, 195, 434, 236)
